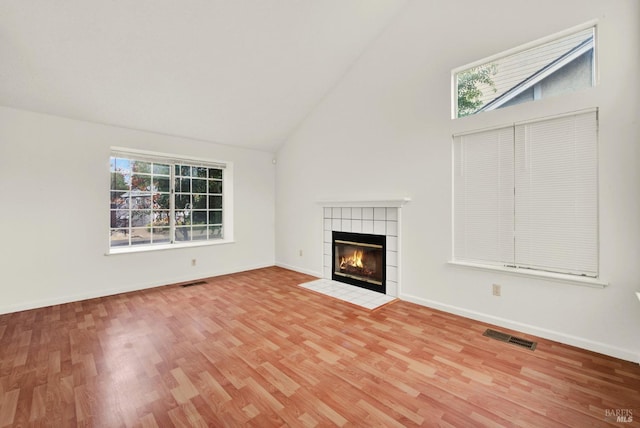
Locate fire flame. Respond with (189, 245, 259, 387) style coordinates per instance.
(340, 250, 364, 270)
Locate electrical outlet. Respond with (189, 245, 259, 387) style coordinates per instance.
(492, 284, 501, 296)
(298, 249, 303, 257)
(191, 259, 197, 267)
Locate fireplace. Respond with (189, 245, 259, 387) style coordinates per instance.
(332, 231, 386, 294)
(322, 203, 408, 297)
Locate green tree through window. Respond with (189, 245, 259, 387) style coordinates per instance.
(456, 64, 497, 117)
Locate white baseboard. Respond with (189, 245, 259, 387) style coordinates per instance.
(400, 292, 640, 364)
(275, 262, 322, 278)
(0, 262, 275, 316)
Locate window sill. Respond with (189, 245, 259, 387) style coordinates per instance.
(447, 261, 608, 288)
(106, 239, 235, 255)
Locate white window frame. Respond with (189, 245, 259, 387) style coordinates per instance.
(107, 147, 234, 255)
(450, 109, 606, 288)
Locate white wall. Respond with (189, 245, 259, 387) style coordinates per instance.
(0, 106, 276, 314)
(275, 0, 640, 362)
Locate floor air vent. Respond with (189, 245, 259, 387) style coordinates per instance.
(181, 280, 208, 288)
(483, 329, 537, 351)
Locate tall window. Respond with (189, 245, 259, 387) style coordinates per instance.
(454, 25, 595, 118)
(109, 150, 226, 249)
(453, 109, 598, 277)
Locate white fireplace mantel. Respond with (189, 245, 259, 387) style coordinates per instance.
(317, 197, 411, 208)
(320, 199, 408, 297)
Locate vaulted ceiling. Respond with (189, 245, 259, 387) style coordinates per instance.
(0, 1, 407, 152)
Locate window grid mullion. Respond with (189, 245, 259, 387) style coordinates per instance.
(170, 166, 176, 244)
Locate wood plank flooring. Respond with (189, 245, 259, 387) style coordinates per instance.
(0, 266, 638, 427)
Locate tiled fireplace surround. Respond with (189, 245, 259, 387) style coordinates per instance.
(322, 201, 407, 297)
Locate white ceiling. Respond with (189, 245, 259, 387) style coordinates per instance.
(0, 0, 407, 152)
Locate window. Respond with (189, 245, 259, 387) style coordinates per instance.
(109, 149, 229, 250)
(454, 25, 595, 118)
(453, 109, 598, 278)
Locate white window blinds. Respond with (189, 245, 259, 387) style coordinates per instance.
(453, 109, 598, 277)
(453, 127, 515, 266)
(514, 111, 598, 276)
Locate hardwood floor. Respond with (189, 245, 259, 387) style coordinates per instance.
(0, 266, 638, 427)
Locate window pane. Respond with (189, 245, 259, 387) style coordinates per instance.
(154, 194, 170, 210)
(130, 228, 151, 245)
(209, 210, 222, 225)
(176, 177, 190, 193)
(153, 163, 170, 175)
(110, 191, 125, 205)
(175, 209, 191, 226)
(112, 158, 131, 175)
(110, 209, 118, 228)
(192, 211, 207, 225)
(192, 226, 207, 240)
(152, 227, 171, 243)
(192, 195, 207, 209)
(209, 225, 223, 239)
(195, 167, 208, 178)
(209, 180, 222, 194)
(209, 195, 222, 209)
(131, 175, 151, 191)
(152, 210, 170, 226)
(110, 231, 129, 247)
(129, 195, 152, 209)
(155, 177, 170, 192)
(131, 210, 151, 227)
(192, 179, 207, 193)
(175, 227, 190, 241)
(209, 168, 223, 179)
(454, 27, 594, 118)
(175, 195, 190, 209)
(113, 207, 129, 228)
(110, 172, 129, 191)
(132, 161, 151, 173)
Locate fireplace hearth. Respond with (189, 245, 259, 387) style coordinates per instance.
(332, 231, 386, 294)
